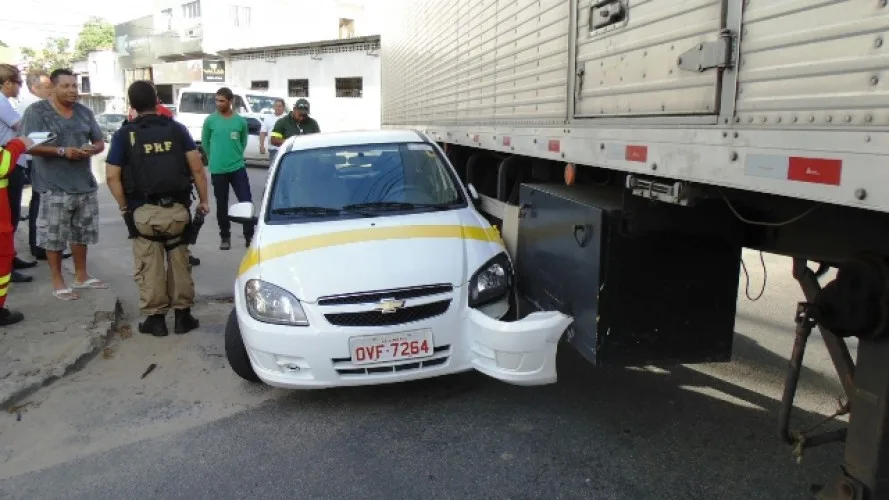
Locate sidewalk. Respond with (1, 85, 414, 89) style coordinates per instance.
(0, 224, 123, 409)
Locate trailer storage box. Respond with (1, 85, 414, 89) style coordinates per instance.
(515, 183, 744, 365)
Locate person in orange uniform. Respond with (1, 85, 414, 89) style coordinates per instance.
(0, 135, 34, 326)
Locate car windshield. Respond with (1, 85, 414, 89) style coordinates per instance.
(246, 95, 281, 114)
(266, 142, 467, 223)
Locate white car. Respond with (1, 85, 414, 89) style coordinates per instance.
(223, 129, 573, 389)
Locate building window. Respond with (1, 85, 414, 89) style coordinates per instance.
(335, 77, 362, 98)
(287, 79, 309, 98)
(251, 80, 269, 91)
(157, 8, 173, 32)
(339, 18, 355, 39)
(230, 5, 251, 28)
(182, 1, 201, 19)
(81, 76, 91, 94)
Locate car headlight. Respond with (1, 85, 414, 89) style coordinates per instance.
(244, 279, 309, 326)
(468, 252, 513, 307)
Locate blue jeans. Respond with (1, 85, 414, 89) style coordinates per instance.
(211, 167, 254, 240)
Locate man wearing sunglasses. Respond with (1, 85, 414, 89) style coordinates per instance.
(0, 64, 34, 284)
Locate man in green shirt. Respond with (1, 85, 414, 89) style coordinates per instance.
(269, 98, 320, 147)
(201, 87, 253, 250)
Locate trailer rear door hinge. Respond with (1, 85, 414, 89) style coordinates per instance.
(677, 29, 734, 73)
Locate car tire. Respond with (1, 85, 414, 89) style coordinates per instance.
(224, 308, 261, 383)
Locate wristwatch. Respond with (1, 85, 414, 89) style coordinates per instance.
(57, 147, 65, 157)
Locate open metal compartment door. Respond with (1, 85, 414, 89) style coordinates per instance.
(572, 0, 732, 123)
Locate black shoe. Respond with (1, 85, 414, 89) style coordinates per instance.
(174, 308, 199, 334)
(220, 238, 231, 251)
(11, 271, 32, 283)
(0, 307, 24, 326)
(13, 257, 37, 270)
(138, 314, 169, 337)
(189, 255, 201, 266)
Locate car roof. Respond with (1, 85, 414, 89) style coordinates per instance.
(282, 129, 429, 151)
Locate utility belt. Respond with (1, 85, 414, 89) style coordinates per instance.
(123, 192, 204, 250)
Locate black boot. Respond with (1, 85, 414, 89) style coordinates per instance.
(138, 314, 169, 337)
(174, 308, 199, 334)
(13, 257, 36, 269)
(0, 308, 24, 326)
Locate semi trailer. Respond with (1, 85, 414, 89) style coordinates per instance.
(380, 0, 889, 498)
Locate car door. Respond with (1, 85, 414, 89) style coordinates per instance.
(243, 115, 264, 164)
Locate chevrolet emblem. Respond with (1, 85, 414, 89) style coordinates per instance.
(374, 298, 405, 314)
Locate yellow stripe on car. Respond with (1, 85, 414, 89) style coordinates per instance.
(238, 224, 505, 276)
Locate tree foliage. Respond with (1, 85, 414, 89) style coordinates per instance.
(21, 37, 73, 72)
(18, 17, 114, 73)
(0, 40, 8, 48)
(74, 17, 115, 59)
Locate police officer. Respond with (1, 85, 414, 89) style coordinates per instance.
(269, 98, 320, 147)
(105, 81, 210, 337)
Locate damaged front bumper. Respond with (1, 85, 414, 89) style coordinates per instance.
(466, 308, 574, 386)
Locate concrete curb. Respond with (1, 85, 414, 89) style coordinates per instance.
(0, 290, 124, 411)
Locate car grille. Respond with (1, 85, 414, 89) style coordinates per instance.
(324, 299, 451, 327)
(317, 284, 453, 306)
(332, 345, 452, 376)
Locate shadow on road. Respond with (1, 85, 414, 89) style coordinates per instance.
(260, 333, 845, 499)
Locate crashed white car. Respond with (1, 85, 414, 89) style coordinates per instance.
(224, 129, 573, 389)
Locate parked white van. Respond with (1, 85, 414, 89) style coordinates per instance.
(175, 83, 286, 166)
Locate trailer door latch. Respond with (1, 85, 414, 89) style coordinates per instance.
(677, 29, 735, 73)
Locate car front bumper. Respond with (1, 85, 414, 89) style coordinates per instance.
(234, 291, 573, 389)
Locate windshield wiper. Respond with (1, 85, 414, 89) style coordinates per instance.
(271, 206, 341, 216)
(411, 202, 460, 211)
(342, 202, 416, 211)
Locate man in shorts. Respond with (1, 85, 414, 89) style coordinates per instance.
(19, 68, 107, 300)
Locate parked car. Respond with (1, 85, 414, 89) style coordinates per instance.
(175, 83, 283, 166)
(96, 113, 127, 142)
(222, 128, 572, 390)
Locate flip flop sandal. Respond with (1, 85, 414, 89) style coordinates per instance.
(72, 278, 108, 289)
(53, 288, 79, 301)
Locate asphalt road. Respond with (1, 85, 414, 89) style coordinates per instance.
(0, 161, 855, 499)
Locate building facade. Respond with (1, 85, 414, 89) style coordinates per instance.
(71, 50, 127, 114)
(220, 35, 381, 133)
(113, 0, 379, 108)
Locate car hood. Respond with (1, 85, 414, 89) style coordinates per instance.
(240, 209, 505, 303)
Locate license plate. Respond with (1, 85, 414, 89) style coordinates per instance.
(349, 329, 434, 365)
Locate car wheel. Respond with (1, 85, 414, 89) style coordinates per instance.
(224, 308, 261, 383)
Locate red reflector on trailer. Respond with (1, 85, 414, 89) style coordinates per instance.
(502, 136, 511, 146)
(787, 157, 842, 186)
(548, 139, 560, 153)
(625, 145, 648, 162)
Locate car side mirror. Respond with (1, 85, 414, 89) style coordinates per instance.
(228, 202, 258, 225)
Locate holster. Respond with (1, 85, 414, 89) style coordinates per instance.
(123, 211, 140, 239)
(182, 211, 205, 246)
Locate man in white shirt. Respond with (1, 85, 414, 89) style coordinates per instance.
(258, 99, 286, 166)
(0, 64, 35, 283)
